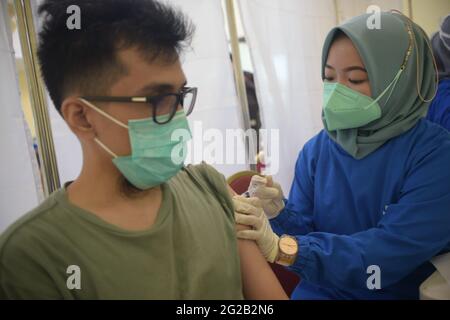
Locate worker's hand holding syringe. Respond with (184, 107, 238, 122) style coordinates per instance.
(233, 175, 286, 263)
(244, 175, 285, 219)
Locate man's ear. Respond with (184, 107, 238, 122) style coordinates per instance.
(60, 97, 96, 139)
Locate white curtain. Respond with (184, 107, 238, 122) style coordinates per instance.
(238, 0, 337, 192)
(238, 0, 404, 192)
(41, 0, 247, 183)
(167, 0, 248, 177)
(0, 0, 43, 233)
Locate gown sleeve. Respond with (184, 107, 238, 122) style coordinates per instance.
(270, 143, 316, 236)
(286, 139, 450, 290)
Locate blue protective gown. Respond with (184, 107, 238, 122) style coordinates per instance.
(271, 118, 450, 299)
(426, 79, 450, 131)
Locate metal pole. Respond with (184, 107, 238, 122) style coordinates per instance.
(224, 0, 256, 171)
(407, 0, 413, 20)
(14, 0, 60, 195)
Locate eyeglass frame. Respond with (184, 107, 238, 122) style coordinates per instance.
(80, 87, 198, 124)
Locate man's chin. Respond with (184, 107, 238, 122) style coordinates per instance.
(118, 176, 147, 198)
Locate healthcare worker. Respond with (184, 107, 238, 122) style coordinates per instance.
(233, 11, 450, 299)
(426, 15, 450, 130)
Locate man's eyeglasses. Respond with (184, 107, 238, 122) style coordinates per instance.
(81, 87, 198, 124)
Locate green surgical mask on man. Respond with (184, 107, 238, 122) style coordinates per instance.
(80, 98, 192, 190)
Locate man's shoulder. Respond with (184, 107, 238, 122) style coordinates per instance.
(0, 190, 69, 299)
(174, 162, 227, 191)
(0, 190, 63, 258)
(170, 162, 234, 219)
(185, 162, 223, 178)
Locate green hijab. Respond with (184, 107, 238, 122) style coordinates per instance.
(321, 12, 437, 159)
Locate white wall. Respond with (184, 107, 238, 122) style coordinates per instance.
(0, 0, 43, 233)
(409, 0, 450, 35)
(239, 0, 337, 191)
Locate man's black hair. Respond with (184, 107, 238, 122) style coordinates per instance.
(37, 0, 195, 112)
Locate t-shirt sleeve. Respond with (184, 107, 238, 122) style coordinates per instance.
(184, 162, 235, 223)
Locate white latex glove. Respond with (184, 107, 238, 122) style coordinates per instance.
(233, 195, 279, 263)
(247, 175, 285, 219)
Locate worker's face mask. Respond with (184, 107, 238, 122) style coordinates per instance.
(79, 99, 191, 190)
(322, 68, 404, 131)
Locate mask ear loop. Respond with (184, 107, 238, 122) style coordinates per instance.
(94, 137, 118, 158)
(390, 10, 439, 103)
(78, 98, 123, 158)
(376, 11, 413, 107)
(78, 98, 129, 129)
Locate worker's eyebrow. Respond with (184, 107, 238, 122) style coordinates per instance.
(343, 66, 367, 72)
(325, 64, 367, 73)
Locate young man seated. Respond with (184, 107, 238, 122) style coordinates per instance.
(0, 0, 287, 300)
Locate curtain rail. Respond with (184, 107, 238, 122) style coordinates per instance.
(14, 0, 60, 196)
(224, 0, 256, 171)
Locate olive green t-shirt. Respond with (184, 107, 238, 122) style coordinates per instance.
(0, 163, 243, 299)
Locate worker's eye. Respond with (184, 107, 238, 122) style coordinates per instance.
(324, 76, 334, 82)
(349, 79, 367, 85)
